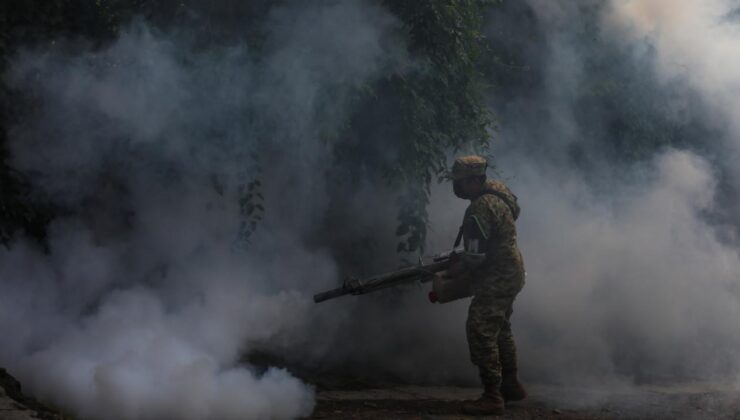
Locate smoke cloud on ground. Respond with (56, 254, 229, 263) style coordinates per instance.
(1, 1, 410, 418)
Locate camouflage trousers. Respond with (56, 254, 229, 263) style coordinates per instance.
(466, 273, 524, 388)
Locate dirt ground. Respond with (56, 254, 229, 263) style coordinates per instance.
(3, 366, 740, 419)
(310, 384, 740, 420)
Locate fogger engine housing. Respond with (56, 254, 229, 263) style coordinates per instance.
(429, 271, 472, 304)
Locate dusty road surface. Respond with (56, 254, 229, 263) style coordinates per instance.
(311, 383, 740, 420)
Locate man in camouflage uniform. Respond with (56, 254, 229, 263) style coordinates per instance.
(448, 156, 527, 416)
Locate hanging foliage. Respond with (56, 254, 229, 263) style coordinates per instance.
(381, 0, 495, 253)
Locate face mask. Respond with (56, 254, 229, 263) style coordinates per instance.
(453, 180, 471, 199)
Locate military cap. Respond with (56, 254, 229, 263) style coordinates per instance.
(448, 155, 488, 180)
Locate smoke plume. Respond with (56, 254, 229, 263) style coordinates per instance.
(478, 0, 740, 386)
(3, 0, 740, 419)
(1, 0, 410, 418)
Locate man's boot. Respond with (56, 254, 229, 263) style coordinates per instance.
(500, 371, 527, 402)
(461, 384, 505, 416)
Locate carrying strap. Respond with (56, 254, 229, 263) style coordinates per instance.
(483, 189, 520, 221)
(452, 189, 519, 249)
(454, 226, 464, 248)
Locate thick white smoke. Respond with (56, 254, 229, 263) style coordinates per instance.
(609, 0, 740, 125)
(4, 0, 740, 418)
(608, 0, 740, 200)
(467, 0, 740, 387)
(0, 1, 410, 419)
(507, 150, 740, 383)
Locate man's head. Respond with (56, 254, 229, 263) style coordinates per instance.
(449, 155, 487, 200)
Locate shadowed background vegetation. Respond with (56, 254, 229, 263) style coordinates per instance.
(0, 0, 494, 257)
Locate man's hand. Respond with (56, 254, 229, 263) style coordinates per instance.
(445, 252, 466, 277)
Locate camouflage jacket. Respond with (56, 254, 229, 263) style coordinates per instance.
(462, 180, 525, 295)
